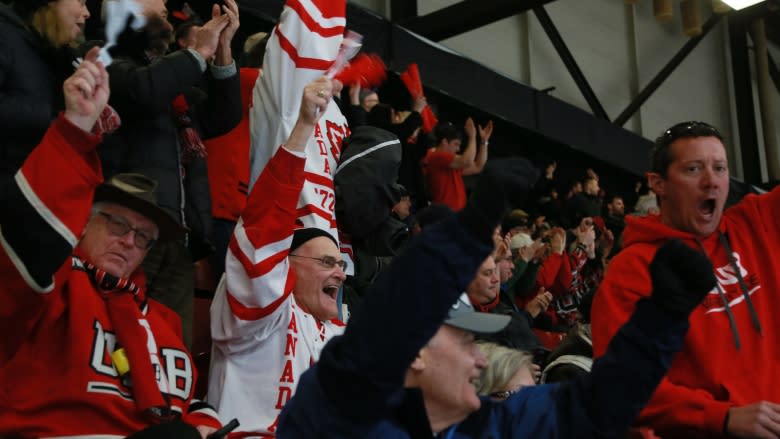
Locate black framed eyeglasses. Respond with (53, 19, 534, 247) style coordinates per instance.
(97, 211, 157, 250)
(288, 254, 347, 271)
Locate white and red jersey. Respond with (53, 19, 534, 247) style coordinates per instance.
(0, 116, 218, 437)
(209, 146, 344, 437)
(248, 0, 351, 271)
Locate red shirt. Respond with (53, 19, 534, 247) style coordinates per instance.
(423, 148, 466, 211)
(592, 187, 780, 437)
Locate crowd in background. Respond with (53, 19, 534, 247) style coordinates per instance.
(2, 0, 779, 438)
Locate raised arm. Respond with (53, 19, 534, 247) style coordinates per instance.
(107, 14, 229, 114)
(191, 0, 241, 139)
(463, 120, 492, 176)
(451, 117, 478, 170)
(211, 77, 334, 347)
(0, 48, 109, 362)
(212, 0, 240, 67)
(489, 240, 716, 438)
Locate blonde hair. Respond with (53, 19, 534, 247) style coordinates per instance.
(30, 3, 79, 48)
(475, 342, 534, 396)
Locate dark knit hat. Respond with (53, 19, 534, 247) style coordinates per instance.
(290, 228, 338, 252)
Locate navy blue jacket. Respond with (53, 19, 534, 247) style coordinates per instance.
(278, 215, 689, 438)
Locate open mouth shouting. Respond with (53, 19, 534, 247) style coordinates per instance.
(698, 198, 716, 220)
(322, 284, 340, 301)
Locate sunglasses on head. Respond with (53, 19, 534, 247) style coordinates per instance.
(657, 121, 722, 148)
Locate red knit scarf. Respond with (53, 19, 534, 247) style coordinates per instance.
(73, 251, 173, 421)
(472, 293, 500, 313)
(172, 94, 206, 165)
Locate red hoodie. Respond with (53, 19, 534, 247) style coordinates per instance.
(591, 185, 780, 437)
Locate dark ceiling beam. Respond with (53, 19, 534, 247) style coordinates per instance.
(730, 12, 763, 184)
(735, 0, 780, 45)
(766, 13, 780, 47)
(400, 0, 558, 42)
(613, 14, 722, 127)
(391, 0, 418, 22)
(533, 6, 609, 121)
(768, 51, 780, 96)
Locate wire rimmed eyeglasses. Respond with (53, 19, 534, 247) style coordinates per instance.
(97, 211, 157, 250)
(288, 254, 348, 271)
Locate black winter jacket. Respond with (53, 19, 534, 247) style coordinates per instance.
(0, 4, 74, 189)
(100, 45, 241, 257)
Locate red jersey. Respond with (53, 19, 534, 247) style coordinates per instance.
(0, 116, 218, 436)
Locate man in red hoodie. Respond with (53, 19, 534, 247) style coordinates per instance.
(591, 121, 780, 438)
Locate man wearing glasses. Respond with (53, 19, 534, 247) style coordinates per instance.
(0, 52, 219, 437)
(592, 121, 780, 438)
(207, 77, 348, 436)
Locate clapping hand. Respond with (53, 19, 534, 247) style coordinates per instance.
(212, 0, 240, 65)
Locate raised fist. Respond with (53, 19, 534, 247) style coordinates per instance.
(649, 239, 716, 318)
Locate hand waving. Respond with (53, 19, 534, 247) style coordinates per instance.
(64, 47, 110, 133)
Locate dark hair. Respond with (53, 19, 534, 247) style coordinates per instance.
(366, 103, 394, 131)
(359, 89, 378, 104)
(433, 121, 462, 145)
(173, 19, 203, 49)
(651, 121, 724, 177)
(174, 20, 202, 46)
(606, 193, 623, 204)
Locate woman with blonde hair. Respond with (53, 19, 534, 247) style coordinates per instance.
(0, 0, 90, 191)
(476, 341, 538, 400)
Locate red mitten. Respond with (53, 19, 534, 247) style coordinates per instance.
(400, 63, 423, 98)
(421, 106, 438, 133)
(334, 53, 387, 88)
